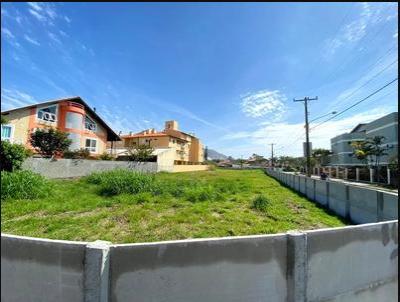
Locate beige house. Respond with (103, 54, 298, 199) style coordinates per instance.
(110, 120, 204, 164)
(1, 97, 120, 155)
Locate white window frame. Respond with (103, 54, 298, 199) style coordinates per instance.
(84, 137, 97, 153)
(36, 104, 58, 123)
(1, 124, 14, 142)
(85, 115, 97, 132)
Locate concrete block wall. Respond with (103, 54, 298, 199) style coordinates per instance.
(2, 220, 397, 302)
(266, 169, 398, 224)
(22, 158, 160, 178)
(1, 234, 87, 302)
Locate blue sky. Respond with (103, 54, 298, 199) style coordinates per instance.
(1, 2, 398, 158)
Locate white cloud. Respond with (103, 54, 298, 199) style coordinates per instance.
(240, 89, 286, 119)
(27, 2, 43, 11)
(64, 16, 71, 23)
(28, 2, 57, 24)
(29, 8, 46, 22)
(48, 32, 61, 44)
(59, 30, 68, 37)
(323, 2, 396, 58)
(220, 107, 394, 157)
(24, 34, 40, 46)
(1, 27, 14, 39)
(1, 88, 37, 111)
(394, 32, 398, 38)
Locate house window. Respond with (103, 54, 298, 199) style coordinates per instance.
(1, 124, 13, 142)
(85, 138, 97, 153)
(85, 115, 97, 132)
(37, 105, 57, 122)
(66, 112, 83, 130)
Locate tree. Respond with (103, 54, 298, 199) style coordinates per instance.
(349, 136, 390, 182)
(312, 148, 332, 166)
(29, 128, 72, 158)
(127, 143, 155, 162)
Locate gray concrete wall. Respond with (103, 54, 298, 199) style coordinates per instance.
(2, 220, 398, 302)
(306, 222, 398, 302)
(314, 179, 328, 206)
(22, 158, 159, 178)
(110, 235, 288, 302)
(1, 234, 87, 302)
(328, 182, 348, 218)
(299, 176, 307, 194)
(266, 169, 398, 224)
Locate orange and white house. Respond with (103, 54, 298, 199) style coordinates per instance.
(110, 120, 205, 165)
(1, 96, 120, 155)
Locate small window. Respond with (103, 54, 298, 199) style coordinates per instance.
(85, 115, 97, 132)
(1, 124, 13, 142)
(85, 138, 97, 153)
(37, 105, 57, 122)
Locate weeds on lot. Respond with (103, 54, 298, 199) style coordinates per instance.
(85, 169, 156, 196)
(1, 169, 347, 243)
(1, 170, 52, 201)
(85, 169, 247, 202)
(251, 195, 270, 212)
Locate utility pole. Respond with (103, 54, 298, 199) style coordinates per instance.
(293, 96, 318, 177)
(269, 143, 275, 167)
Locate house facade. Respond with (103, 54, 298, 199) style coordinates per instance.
(1, 97, 120, 155)
(327, 112, 398, 166)
(110, 120, 204, 164)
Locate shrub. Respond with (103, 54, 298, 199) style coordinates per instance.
(85, 169, 156, 196)
(99, 152, 113, 161)
(29, 128, 71, 158)
(0, 141, 31, 172)
(63, 148, 91, 159)
(251, 195, 270, 212)
(1, 170, 51, 201)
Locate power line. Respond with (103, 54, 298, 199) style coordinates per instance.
(310, 77, 398, 131)
(329, 58, 398, 111)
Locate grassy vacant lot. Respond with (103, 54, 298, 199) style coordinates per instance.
(1, 169, 347, 243)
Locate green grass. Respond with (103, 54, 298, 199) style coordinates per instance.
(1, 169, 348, 243)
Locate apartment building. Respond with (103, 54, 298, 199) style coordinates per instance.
(1, 97, 120, 155)
(111, 120, 204, 164)
(328, 112, 398, 166)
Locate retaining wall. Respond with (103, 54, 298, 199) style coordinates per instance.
(172, 164, 209, 173)
(266, 169, 398, 224)
(22, 158, 159, 178)
(2, 220, 397, 301)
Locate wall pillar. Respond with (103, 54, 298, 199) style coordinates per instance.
(387, 168, 391, 185)
(328, 167, 331, 177)
(344, 168, 348, 180)
(287, 231, 307, 302)
(84, 240, 111, 302)
(369, 168, 374, 183)
(336, 166, 339, 178)
(356, 168, 360, 181)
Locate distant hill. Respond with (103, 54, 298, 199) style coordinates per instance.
(205, 148, 228, 160)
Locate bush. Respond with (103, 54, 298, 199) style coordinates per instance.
(251, 195, 270, 212)
(0, 141, 31, 172)
(1, 170, 52, 201)
(85, 169, 156, 196)
(29, 128, 71, 158)
(99, 152, 113, 161)
(63, 148, 91, 159)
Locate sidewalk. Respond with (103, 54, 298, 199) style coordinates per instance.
(309, 174, 397, 194)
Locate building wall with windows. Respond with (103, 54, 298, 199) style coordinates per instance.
(328, 112, 398, 166)
(1, 98, 118, 156)
(110, 120, 205, 164)
(1, 108, 31, 144)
